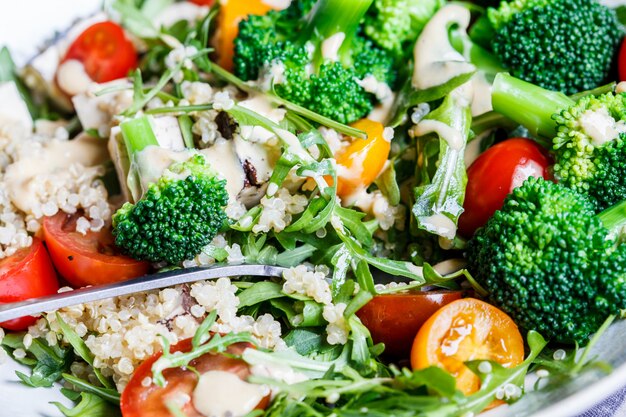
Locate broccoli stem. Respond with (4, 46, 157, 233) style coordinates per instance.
(492, 73, 575, 139)
(299, 0, 374, 66)
(449, 30, 505, 77)
(598, 199, 626, 235)
(120, 116, 159, 157)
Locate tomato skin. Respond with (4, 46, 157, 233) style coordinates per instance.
(411, 298, 524, 401)
(0, 238, 59, 330)
(458, 138, 551, 238)
(63, 21, 137, 83)
(42, 213, 150, 288)
(188, 0, 214, 5)
(619, 37, 626, 82)
(356, 290, 462, 359)
(121, 338, 269, 417)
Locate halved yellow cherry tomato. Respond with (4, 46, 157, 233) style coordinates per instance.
(216, 0, 277, 71)
(411, 298, 524, 400)
(335, 119, 390, 199)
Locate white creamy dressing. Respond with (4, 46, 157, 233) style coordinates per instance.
(0, 81, 32, 132)
(150, 116, 186, 151)
(238, 94, 286, 142)
(261, 0, 292, 8)
(579, 108, 626, 146)
(153, 2, 209, 28)
(200, 139, 246, 200)
(464, 129, 493, 167)
(470, 72, 493, 116)
(192, 370, 269, 417)
(367, 92, 396, 123)
(5, 135, 108, 213)
(414, 120, 464, 151)
(321, 32, 346, 62)
(56, 59, 93, 96)
(133, 146, 195, 198)
(412, 5, 475, 91)
(420, 214, 457, 239)
(432, 258, 468, 276)
(275, 128, 315, 163)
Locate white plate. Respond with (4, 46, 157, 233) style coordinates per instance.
(1, 1, 626, 416)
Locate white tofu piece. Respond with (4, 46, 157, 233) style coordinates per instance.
(0, 81, 33, 132)
(72, 80, 133, 132)
(150, 116, 186, 151)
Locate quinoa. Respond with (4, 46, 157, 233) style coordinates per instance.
(252, 188, 308, 234)
(32, 277, 286, 392)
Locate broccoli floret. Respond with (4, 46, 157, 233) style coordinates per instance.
(488, 0, 621, 95)
(492, 73, 626, 211)
(363, 0, 444, 57)
(467, 177, 626, 343)
(112, 116, 228, 264)
(233, 0, 396, 124)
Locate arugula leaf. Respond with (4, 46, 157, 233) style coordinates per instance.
(238, 282, 285, 308)
(14, 338, 74, 388)
(412, 86, 471, 240)
(56, 313, 113, 389)
(284, 329, 324, 356)
(52, 392, 121, 417)
(374, 159, 401, 206)
(61, 374, 121, 405)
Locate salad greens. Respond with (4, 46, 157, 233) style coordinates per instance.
(1, 0, 626, 416)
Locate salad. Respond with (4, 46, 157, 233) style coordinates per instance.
(1, 0, 626, 416)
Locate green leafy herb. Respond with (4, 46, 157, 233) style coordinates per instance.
(56, 313, 113, 389)
(52, 392, 121, 417)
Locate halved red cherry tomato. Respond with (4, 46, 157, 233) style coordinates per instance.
(411, 298, 524, 401)
(619, 37, 626, 82)
(357, 290, 462, 359)
(121, 338, 269, 417)
(42, 212, 149, 287)
(62, 21, 137, 83)
(188, 0, 214, 5)
(458, 138, 551, 237)
(0, 238, 59, 330)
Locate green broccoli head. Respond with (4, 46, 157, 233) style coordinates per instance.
(493, 74, 626, 211)
(113, 154, 228, 265)
(233, 0, 396, 124)
(489, 0, 621, 95)
(467, 177, 626, 343)
(363, 0, 444, 57)
(552, 92, 626, 211)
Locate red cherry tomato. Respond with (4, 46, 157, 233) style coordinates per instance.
(0, 238, 59, 330)
(62, 21, 137, 83)
(188, 0, 214, 5)
(121, 338, 269, 417)
(356, 290, 462, 359)
(619, 37, 626, 82)
(458, 138, 551, 238)
(42, 212, 150, 288)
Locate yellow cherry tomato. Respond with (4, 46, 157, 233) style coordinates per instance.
(335, 119, 390, 199)
(216, 0, 277, 71)
(411, 298, 525, 406)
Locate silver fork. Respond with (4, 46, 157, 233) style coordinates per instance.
(0, 264, 286, 323)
